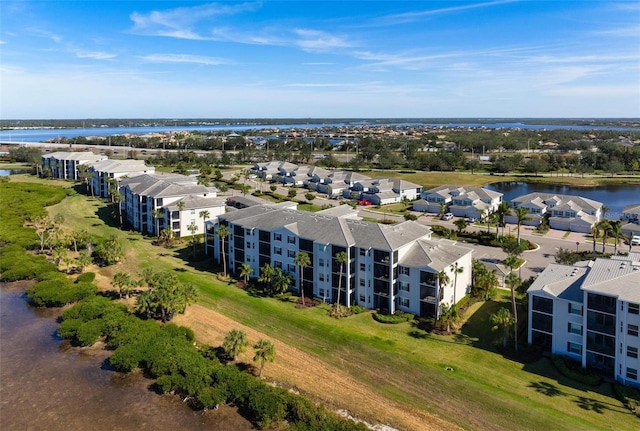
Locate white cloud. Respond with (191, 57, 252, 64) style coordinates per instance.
(76, 51, 117, 60)
(140, 54, 232, 65)
(293, 29, 354, 52)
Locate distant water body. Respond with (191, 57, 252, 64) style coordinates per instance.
(1, 121, 637, 143)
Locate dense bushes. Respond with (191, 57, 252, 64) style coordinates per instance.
(613, 383, 640, 417)
(26, 273, 98, 307)
(551, 355, 602, 386)
(373, 310, 414, 324)
(0, 246, 58, 282)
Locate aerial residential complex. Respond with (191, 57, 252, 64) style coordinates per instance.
(413, 185, 504, 219)
(527, 254, 640, 388)
(205, 202, 472, 318)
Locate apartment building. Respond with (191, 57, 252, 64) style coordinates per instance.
(88, 159, 155, 198)
(41, 151, 107, 180)
(205, 203, 472, 318)
(119, 173, 220, 236)
(414, 185, 503, 219)
(527, 254, 640, 387)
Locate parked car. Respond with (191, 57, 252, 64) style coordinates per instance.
(465, 217, 477, 224)
(357, 199, 372, 206)
(441, 213, 453, 221)
(632, 236, 640, 246)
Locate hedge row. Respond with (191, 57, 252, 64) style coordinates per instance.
(25, 272, 98, 307)
(373, 310, 415, 324)
(551, 355, 602, 386)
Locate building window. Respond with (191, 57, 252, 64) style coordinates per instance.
(568, 322, 582, 335)
(626, 368, 638, 381)
(318, 258, 324, 267)
(246, 242, 252, 249)
(629, 303, 640, 315)
(288, 250, 296, 258)
(360, 263, 366, 272)
(398, 266, 410, 276)
(274, 233, 282, 241)
(567, 342, 582, 355)
(628, 324, 639, 337)
(399, 297, 410, 308)
(190, 209, 195, 215)
(628, 346, 638, 359)
(398, 281, 410, 292)
(359, 248, 367, 256)
(359, 295, 366, 302)
(288, 264, 295, 272)
(287, 235, 296, 244)
(245, 228, 251, 235)
(274, 247, 282, 255)
(319, 274, 325, 282)
(319, 288, 325, 297)
(274, 261, 282, 269)
(568, 303, 583, 315)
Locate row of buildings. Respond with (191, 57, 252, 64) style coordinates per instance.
(42, 151, 225, 238)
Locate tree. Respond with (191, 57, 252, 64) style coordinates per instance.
(215, 225, 230, 277)
(76, 251, 92, 273)
(152, 208, 164, 238)
(334, 251, 349, 309)
(113, 271, 135, 299)
(271, 268, 292, 296)
(438, 269, 450, 308)
(609, 221, 623, 255)
(491, 307, 514, 348)
(199, 210, 210, 254)
(451, 262, 464, 305)
(496, 201, 511, 236)
(440, 303, 460, 334)
(113, 189, 124, 228)
(253, 339, 276, 378)
(239, 263, 253, 286)
(33, 215, 54, 253)
(187, 222, 199, 257)
(590, 224, 598, 258)
(258, 263, 276, 293)
(135, 271, 197, 322)
(294, 251, 310, 305)
(505, 272, 522, 352)
(287, 188, 297, 199)
(77, 164, 92, 195)
(222, 329, 248, 361)
(597, 219, 612, 253)
(453, 218, 467, 234)
(514, 206, 530, 245)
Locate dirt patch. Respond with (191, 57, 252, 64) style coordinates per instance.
(174, 304, 459, 431)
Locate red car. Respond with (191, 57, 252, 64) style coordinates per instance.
(357, 199, 372, 206)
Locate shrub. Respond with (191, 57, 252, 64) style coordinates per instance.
(61, 295, 126, 322)
(0, 250, 57, 282)
(75, 318, 106, 346)
(247, 385, 289, 428)
(551, 355, 602, 386)
(75, 272, 96, 283)
(26, 278, 97, 307)
(373, 310, 414, 324)
(109, 343, 146, 372)
(57, 318, 83, 339)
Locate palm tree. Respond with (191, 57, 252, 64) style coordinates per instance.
(258, 263, 275, 294)
(239, 263, 253, 286)
(113, 271, 134, 299)
(451, 262, 464, 305)
(334, 251, 349, 309)
(514, 206, 530, 245)
(597, 219, 612, 253)
(152, 208, 164, 238)
(505, 272, 522, 352)
(253, 339, 276, 378)
(176, 200, 185, 212)
(222, 329, 248, 361)
(113, 190, 124, 228)
(271, 269, 292, 295)
(453, 218, 467, 234)
(601, 205, 610, 219)
(294, 251, 311, 305)
(76, 251, 92, 273)
(609, 221, 623, 255)
(187, 222, 198, 257)
(491, 307, 514, 348)
(440, 303, 460, 334)
(199, 210, 210, 253)
(439, 202, 446, 217)
(496, 201, 511, 236)
(215, 225, 230, 277)
(437, 269, 450, 309)
(590, 224, 598, 258)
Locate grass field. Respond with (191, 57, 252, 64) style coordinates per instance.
(11, 173, 637, 431)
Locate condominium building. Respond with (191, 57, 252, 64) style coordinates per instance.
(41, 151, 107, 180)
(119, 173, 220, 236)
(205, 203, 472, 318)
(527, 254, 640, 387)
(88, 159, 155, 198)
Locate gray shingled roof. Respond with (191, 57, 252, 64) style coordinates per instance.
(165, 195, 225, 211)
(89, 159, 151, 174)
(399, 239, 472, 271)
(526, 263, 589, 302)
(120, 173, 216, 198)
(512, 192, 602, 212)
(581, 258, 640, 302)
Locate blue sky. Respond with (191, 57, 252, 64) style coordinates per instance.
(1, 1, 639, 119)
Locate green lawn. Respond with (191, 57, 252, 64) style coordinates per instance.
(31, 176, 637, 431)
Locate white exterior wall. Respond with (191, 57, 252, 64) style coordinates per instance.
(170, 205, 225, 238)
(617, 301, 640, 388)
(314, 244, 334, 303)
(551, 298, 584, 361)
(354, 247, 374, 309)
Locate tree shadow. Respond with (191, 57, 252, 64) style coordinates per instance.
(576, 396, 606, 414)
(529, 381, 563, 397)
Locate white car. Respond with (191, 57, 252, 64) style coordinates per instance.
(632, 236, 640, 246)
(441, 213, 454, 221)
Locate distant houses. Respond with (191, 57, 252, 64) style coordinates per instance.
(413, 185, 503, 219)
(507, 193, 603, 233)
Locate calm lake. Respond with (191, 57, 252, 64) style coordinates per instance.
(485, 181, 640, 220)
(0, 284, 254, 431)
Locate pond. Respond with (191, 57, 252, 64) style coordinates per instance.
(484, 181, 640, 220)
